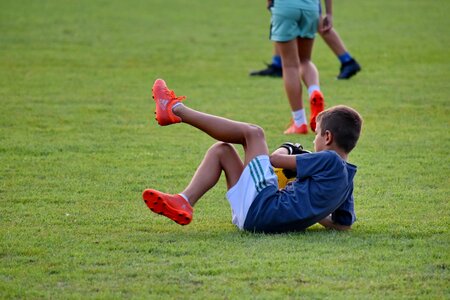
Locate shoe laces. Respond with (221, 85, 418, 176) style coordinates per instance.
(166, 89, 186, 102)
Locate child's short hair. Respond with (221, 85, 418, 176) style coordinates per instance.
(316, 105, 363, 153)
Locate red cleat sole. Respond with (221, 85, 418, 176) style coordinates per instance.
(142, 189, 192, 225)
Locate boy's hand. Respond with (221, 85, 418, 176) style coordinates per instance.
(319, 215, 351, 231)
(278, 143, 311, 179)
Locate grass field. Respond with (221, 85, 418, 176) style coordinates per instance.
(1, 0, 449, 298)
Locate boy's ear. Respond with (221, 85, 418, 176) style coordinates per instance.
(324, 130, 333, 145)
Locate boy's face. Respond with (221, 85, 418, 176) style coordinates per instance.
(313, 122, 326, 152)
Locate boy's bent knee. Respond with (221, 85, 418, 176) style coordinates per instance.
(209, 142, 235, 156)
(245, 124, 265, 140)
(243, 125, 268, 157)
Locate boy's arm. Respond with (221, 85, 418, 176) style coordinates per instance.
(318, 215, 351, 231)
(270, 148, 297, 170)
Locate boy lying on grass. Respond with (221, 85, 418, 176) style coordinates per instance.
(143, 79, 362, 233)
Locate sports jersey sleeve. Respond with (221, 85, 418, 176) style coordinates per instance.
(295, 151, 340, 180)
(331, 192, 356, 226)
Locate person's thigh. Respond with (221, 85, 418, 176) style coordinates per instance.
(297, 37, 315, 62)
(276, 39, 300, 67)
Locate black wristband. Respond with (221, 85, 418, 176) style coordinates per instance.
(279, 142, 298, 155)
(279, 142, 306, 155)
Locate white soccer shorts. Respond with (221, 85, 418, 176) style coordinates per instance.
(226, 155, 278, 229)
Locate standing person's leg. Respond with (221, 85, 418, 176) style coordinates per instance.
(276, 40, 302, 112)
(318, 19, 361, 79)
(276, 40, 308, 135)
(297, 37, 319, 88)
(297, 37, 324, 132)
(319, 27, 347, 57)
(270, 4, 310, 135)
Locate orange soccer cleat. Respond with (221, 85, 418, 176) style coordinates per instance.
(309, 90, 325, 132)
(152, 79, 186, 126)
(284, 121, 308, 135)
(142, 189, 193, 225)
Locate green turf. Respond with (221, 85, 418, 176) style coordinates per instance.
(1, 0, 449, 298)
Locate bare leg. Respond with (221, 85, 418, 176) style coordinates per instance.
(297, 37, 319, 88)
(275, 40, 303, 111)
(181, 142, 244, 205)
(319, 27, 347, 57)
(173, 104, 269, 165)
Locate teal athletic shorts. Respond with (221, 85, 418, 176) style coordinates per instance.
(270, 6, 319, 41)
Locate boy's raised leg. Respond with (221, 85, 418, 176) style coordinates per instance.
(152, 79, 269, 165)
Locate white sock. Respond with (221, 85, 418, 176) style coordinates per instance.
(178, 193, 190, 204)
(292, 109, 307, 126)
(308, 85, 320, 97)
(172, 102, 183, 110)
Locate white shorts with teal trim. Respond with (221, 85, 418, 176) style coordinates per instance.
(226, 155, 278, 230)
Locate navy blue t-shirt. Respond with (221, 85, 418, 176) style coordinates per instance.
(243, 150, 357, 233)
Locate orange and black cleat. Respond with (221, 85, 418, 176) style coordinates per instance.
(142, 189, 193, 225)
(152, 79, 186, 126)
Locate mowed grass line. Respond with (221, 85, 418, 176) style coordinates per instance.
(0, 0, 449, 298)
